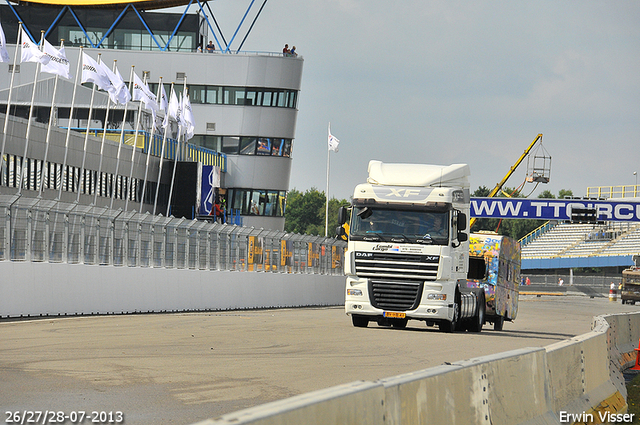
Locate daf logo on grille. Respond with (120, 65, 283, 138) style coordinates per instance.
(355, 252, 374, 258)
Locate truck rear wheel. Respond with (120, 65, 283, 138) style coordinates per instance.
(352, 315, 369, 328)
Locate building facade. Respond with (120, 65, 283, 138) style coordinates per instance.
(0, 2, 302, 230)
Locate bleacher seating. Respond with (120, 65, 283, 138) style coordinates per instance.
(521, 222, 640, 259)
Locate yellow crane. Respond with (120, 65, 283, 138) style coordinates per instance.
(470, 133, 546, 229)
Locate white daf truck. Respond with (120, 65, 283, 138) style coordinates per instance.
(337, 160, 485, 332)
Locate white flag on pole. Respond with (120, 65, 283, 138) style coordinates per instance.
(182, 92, 195, 140)
(81, 52, 113, 92)
(20, 29, 49, 65)
(133, 72, 158, 129)
(168, 86, 182, 130)
(0, 23, 10, 63)
(41, 39, 71, 79)
(98, 60, 128, 104)
(132, 72, 158, 111)
(115, 67, 131, 104)
(328, 123, 340, 152)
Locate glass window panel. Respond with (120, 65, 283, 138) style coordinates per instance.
(241, 190, 251, 215)
(282, 140, 292, 157)
(221, 137, 240, 154)
(245, 89, 259, 106)
(278, 191, 286, 216)
(207, 86, 222, 104)
(230, 189, 242, 211)
(256, 138, 271, 155)
(239, 137, 257, 155)
(277, 90, 286, 107)
(288, 91, 297, 108)
(265, 191, 279, 216)
(262, 91, 272, 106)
(250, 190, 266, 215)
(271, 139, 284, 156)
(235, 89, 246, 105)
(190, 85, 206, 104)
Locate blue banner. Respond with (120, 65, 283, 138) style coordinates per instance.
(470, 198, 640, 222)
(200, 165, 219, 215)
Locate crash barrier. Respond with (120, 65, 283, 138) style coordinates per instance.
(0, 194, 347, 317)
(0, 195, 345, 274)
(194, 312, 640, 425)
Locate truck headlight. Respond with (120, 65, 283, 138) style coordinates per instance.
(427, 294, 447, 300)
(347, 289, 363, 296)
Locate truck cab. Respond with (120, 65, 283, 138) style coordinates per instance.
(339, 161, 485, 332)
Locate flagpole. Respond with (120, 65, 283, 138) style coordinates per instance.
(75, 53, 101, 203)
(38, 39, 65, 197)
(139, 76, 162, 213)
(17, 30, 46, 195)
(124, 72, 146, 212)
(153, 81, 171, 215)
(58, 46, 83, 200)
(325, 143, 331, 237)
(167, 80, 185, 217)
(325, 122, 333, 237)
(0, 22, 22, 186)
(110, 66, 134, 209)
(93, 59, 117, 205)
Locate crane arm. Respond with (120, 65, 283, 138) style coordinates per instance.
(470, 133, 543, 228)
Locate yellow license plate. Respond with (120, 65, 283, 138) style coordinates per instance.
(383, 311, 406, 319)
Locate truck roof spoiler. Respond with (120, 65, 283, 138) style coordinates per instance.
(367, 161, 470, 188)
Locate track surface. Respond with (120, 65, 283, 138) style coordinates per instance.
(1, 295, 637, 424)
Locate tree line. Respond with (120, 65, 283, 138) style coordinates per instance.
(284, 187, 573, 241)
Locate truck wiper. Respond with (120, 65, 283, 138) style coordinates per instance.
(390, 234, 410, 243)
(363, 235, 382, 241)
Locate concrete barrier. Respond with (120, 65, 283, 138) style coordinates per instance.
(0, 261, 346, 317)
(193, 312, 640, 425)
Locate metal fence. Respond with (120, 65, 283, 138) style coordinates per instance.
(0, 195, 346, 275)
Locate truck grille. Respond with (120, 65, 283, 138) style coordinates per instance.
(354, 252, 439, 281)
(369, 279, 423, 311)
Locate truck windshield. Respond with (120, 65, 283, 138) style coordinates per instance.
(350, 207, 449, 244)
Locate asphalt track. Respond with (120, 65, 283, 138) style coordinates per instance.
(1, 294, 638, 425)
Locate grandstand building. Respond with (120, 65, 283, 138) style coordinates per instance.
(0, 0, 301, 230)
(521, 189, 640, 278)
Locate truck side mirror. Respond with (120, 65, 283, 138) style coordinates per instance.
(452, 231, 468, 248)
(457, 212, 467, 231)
(336, 225, 346, 238)
(337, 206, 347, 225)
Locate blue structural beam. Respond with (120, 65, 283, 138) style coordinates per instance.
(523, 255, 634, 270)
(471, 197, 640, 222)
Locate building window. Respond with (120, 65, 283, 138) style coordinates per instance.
(148, 83, 298, 109)
(227, 189, 286, 217)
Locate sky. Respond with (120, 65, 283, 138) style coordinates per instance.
(204, 0, 640, 201)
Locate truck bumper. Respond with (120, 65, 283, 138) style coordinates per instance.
(345, 276, 454, 322)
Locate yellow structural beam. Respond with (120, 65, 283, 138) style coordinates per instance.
(470, 133, 543, 229)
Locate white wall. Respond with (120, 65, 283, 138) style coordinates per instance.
(0, 262, 345, 318)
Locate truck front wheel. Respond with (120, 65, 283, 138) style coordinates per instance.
(352, 315, 369, 328)
(468, 290, 485, 333)
(439, 291, 460, 333)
